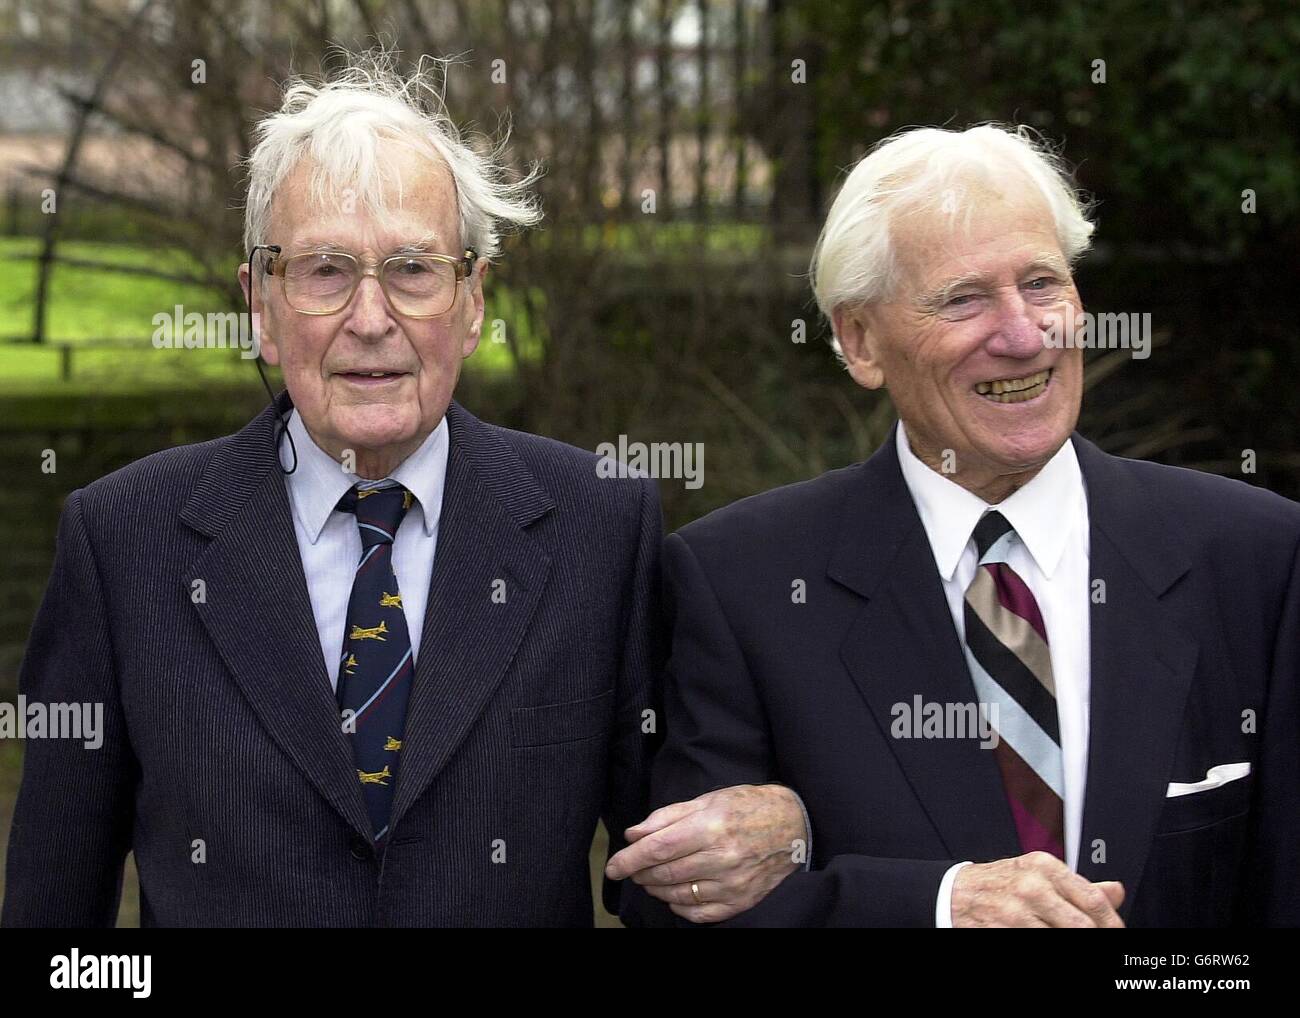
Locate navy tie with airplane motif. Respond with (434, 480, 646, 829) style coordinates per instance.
(335, 481, 416, 843)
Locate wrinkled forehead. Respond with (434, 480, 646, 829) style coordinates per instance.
(888, 168, 1062, 289)
(269, 140, 462, 253)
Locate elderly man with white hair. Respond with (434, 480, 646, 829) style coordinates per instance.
(641, 124, 1300, 926)
(1, 52, 805, 928)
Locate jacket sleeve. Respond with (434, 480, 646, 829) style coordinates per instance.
(647, 530, 952, 927)
(601, 475, 666, 920)
(1237, 531, 1300, 925)
(2, 489, 138, 927)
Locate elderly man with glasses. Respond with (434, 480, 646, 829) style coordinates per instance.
(1, 52, 805, 928)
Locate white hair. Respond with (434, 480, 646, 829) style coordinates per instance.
(810, 124, 1095, 356)
(242, 50, 542, 260)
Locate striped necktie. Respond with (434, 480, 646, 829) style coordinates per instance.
(962, 510, 1066, 860)
(335, 481, 416, 844)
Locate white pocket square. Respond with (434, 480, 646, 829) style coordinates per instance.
(1166, 762, 1251, 798)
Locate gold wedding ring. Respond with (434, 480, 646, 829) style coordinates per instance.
(690, 881, 702, 905)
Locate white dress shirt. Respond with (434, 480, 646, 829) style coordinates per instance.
(280, 409, 449, 691)
(893, 423, 1091, 926)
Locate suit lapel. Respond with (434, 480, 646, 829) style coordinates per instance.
(1072, 436, 1198, 910)
(181, 392, 372, 844)
(389, 402, 554, 829)
(832, 428, 1021, 862)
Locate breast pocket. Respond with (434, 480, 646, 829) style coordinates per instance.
(1139, 792, 1251, 927)
(1134, 771, 1252, 926)
(509, 689, 615, 747)
(1156, 771, 1252, 835)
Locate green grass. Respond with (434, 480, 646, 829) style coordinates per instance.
(0, 238, 234, 341)
(0, 238, 252, 392)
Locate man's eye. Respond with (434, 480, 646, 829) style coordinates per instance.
(947, 294, 976, 307)
(313, 264, 341, 277)
(1025, 276, 1058, 290)
(396, 260, 432, 274)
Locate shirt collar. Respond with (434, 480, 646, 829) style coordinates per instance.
(895, 422, 1084, 581)
(284, 408, 449, 544)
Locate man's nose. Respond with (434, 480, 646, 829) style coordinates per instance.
(344, 275, 395, 337)
(984, 289, 1048, 359)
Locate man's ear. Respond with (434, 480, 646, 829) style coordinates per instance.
(833, 305, 886, 390)
(238, 261, 252, 307)
(239, 259, 280, 366)
(461, 257, 489, 357)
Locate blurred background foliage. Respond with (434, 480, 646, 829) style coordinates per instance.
(0, 0, 1296, 928)
(0, 0, 1293, 526)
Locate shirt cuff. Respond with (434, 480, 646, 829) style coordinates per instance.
(935, 861, 972, 927)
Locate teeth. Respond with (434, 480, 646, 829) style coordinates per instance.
(975, 369, 1051, 403)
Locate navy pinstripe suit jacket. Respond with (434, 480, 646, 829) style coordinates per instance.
(2, 391, 662, 927)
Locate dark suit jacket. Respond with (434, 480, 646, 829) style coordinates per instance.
(650, 428, 1300, 926)
(3, 391, 662, 927)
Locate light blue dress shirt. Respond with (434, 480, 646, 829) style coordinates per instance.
(280, 408, 449, 691)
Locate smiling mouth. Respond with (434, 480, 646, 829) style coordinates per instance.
(337, 371, 407, 384)
(974, 368, 1052, 404)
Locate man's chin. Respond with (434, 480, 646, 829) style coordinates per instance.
(974, 432, 1071, 476)
(964, 399, 1076, 467)
(338, 425, 420, 452)
(325, 409, 422, 453)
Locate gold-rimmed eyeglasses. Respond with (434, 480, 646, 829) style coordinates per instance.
(263, 248, 478, 317)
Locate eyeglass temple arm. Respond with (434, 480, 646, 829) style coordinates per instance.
(252, 244, 282, 275)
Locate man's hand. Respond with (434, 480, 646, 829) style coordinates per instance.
(605, 784, 806, 923)
(951, 852, 1126, 927)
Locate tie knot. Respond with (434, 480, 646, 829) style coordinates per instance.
(336, 483, 414, 548)
(972, 509, 1015, 562)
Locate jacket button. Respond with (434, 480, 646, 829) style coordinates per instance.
(348, 835, 372, 860)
